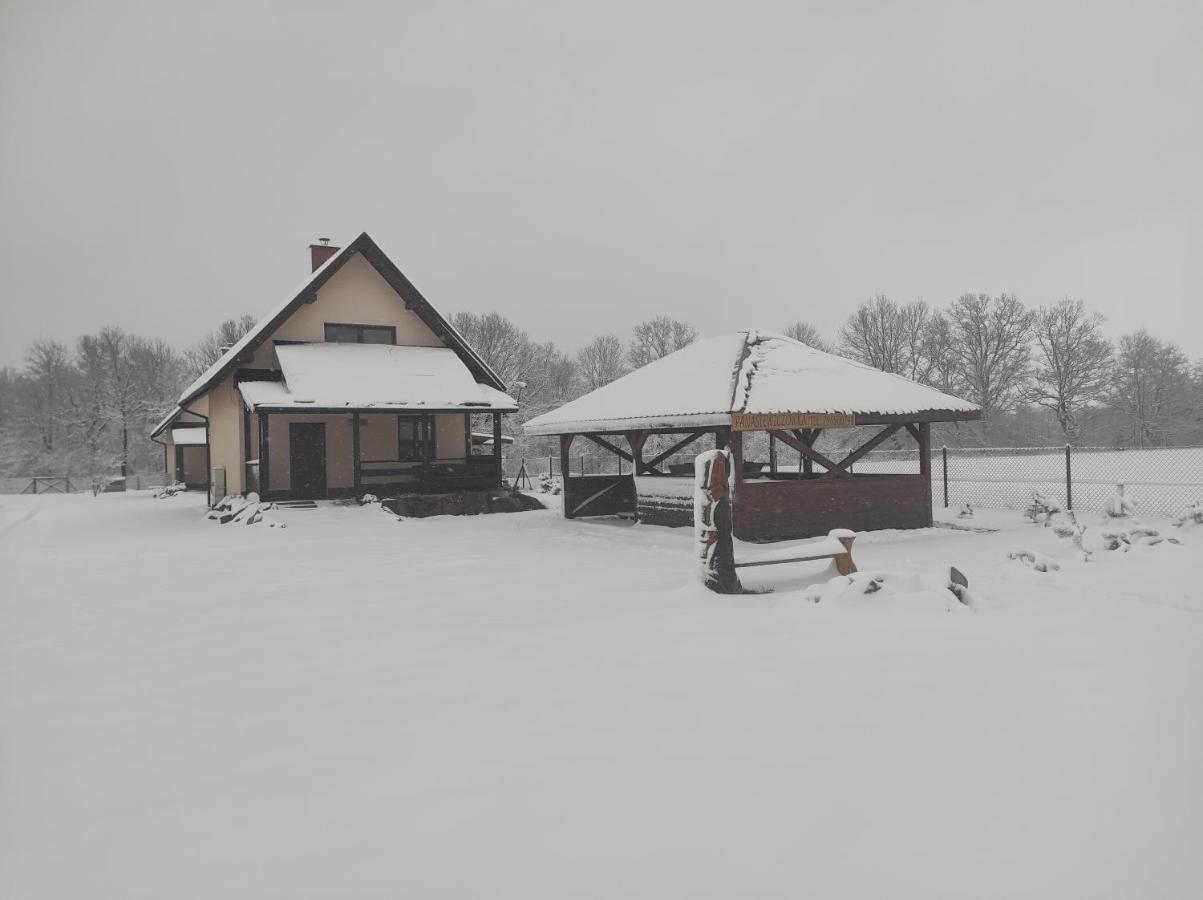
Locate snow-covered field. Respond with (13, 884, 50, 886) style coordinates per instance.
(2, 492, 1202, 898)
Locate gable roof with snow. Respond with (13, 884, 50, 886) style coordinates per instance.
(153, 232, 508, 436)
(523, 330, 980, 435)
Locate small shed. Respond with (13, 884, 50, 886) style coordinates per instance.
(524, 331, 980, 541)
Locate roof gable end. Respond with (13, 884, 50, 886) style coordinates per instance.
(175, 232, 505, 410)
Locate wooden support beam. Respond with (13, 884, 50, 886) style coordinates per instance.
(837, 423, 904, 471)
(854, 410, 981, 425)
(769, 431, 777, 476)
(905, 423, 922, 444)
(582, 433, 634, 463)
(645, 429, 708, 471)
(770, 430, 844, 476)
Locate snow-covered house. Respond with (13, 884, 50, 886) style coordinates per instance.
(152, 234, 516, 503)
(524, 330, 980, 540)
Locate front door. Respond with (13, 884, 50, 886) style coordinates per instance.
(289, 422, 327, 498)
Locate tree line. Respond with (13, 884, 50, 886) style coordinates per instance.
(1, 296, 1200, 480)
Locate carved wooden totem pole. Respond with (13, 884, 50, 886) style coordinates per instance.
(694, 448, 742, 594)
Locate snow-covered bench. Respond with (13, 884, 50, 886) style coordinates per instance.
(734, 529, 857, 576)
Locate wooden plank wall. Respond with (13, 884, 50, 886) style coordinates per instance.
(734, 474, 932, 541)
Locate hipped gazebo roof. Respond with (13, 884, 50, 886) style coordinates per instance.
(524, 331, 979, 436)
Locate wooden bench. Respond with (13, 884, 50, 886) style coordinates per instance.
(733, 529, 857, 576)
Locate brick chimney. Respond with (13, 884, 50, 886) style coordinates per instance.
(309, 237, 340, 272)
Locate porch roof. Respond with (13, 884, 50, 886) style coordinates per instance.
(238, 343, 517, 413)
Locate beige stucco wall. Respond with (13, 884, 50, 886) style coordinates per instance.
(266, 413, 354, 494)
(206, 376, 245, 497)
(163, 432, 174, 479)
(247, 253, 442, 368)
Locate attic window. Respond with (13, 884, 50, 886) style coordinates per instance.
(324, 323, 396, 345)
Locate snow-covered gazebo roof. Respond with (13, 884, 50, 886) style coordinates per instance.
(524, 330, 979, 435)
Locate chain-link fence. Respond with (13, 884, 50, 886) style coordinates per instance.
(857, 446, 1203, 517)
(505, 445, 1203, 519)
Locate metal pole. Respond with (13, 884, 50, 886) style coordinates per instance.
(942, 446, 949, 508)
(1065, 443, 1073, 510)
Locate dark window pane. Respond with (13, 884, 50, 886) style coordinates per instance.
(325, 324, 358, 343)
(361, 327, 394, 345)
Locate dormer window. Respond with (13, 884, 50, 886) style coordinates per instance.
(324, 323, 396, 344)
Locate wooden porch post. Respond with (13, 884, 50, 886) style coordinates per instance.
(918, 421, 932, 525)
(559, 433, 575, 517)
(242, 407, 253, 494)
(352, 412, 361, 494)
(492, 412, 503, 484)
(625, 430, 647, 475)
(258, 413, 270, 499)
(918, 422, 931, 477)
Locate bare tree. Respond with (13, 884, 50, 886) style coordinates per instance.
(577, 333, 627, 391)
(450, 312, 578, 417)
(914, 311, 960, 394)
(184, 315, 257, 379)
(627, 316, 697, 369)
(782, 321, 831, 351)
(19, 340, 76, 462)
(1029, 299, 1113, 443)
(837, 296, 935, 380)
(947, 293, 1034, 437)
(1108, 330, 1192, 447)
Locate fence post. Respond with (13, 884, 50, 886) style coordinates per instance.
(580, 454, 585, 476)
(1065, 444, 1073, 510)
(941, 447, 949, 508)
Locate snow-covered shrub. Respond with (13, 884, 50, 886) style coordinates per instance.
(1104, 484, 1136, 518)
(153, 482, 187, 499)
(1100, 525, 1180, 551)
(1009, 549, 1060, 572)
(1024, 492, 1061, 526)
(359, 493, 379, 505)
(538, 473, 561, 495)
(802, 568, 972, 610)
(1051, 511, 1091, 562)
(957, 503, 974, 519)
(1174, 501, 1203, 528)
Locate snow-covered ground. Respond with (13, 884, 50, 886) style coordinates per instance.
(2, 491, 1201, 898)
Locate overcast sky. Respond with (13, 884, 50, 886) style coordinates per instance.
(1, 0, 1200, 367)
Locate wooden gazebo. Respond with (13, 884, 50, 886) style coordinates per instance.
(523, 331, 980, 541)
